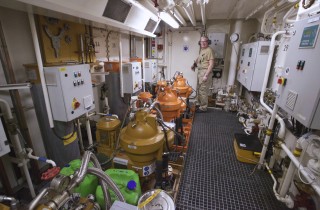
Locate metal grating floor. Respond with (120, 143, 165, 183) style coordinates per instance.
(176, 109, 289, 210)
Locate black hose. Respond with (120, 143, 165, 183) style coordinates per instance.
(159, 120, 170, 152)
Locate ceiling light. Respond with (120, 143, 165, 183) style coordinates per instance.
(127, 0, 158, 20)
(159, 11, 180, 28)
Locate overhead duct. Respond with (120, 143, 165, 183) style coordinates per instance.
(16, 0, 158, 37)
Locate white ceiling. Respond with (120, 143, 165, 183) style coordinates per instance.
(176, 0, 272, 23)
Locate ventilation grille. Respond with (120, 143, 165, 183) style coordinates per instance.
(144, 18, 157, 33)
(285, 90, 298, 110)
(102, 0, 131, 23)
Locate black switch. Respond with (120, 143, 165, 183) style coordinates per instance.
(296, 60, 302, 70)
(299, 60, 305, 70)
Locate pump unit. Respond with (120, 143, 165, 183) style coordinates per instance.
(144, 59, 158, 83)
(0, 118, 10, 157)
(122, 62, 142, 94)
(276, 15, 320, 129)
(237, 41, 270, 91)
(44, 64, 95, 122)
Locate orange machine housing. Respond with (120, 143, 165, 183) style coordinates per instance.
(172, 74, 192, 98)
(138, 92, 153, 103)
(156, 85, 182, 122)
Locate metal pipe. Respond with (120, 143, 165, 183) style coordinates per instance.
(258, 31, 287, 169)
(182, 4, 196, 26)
(0, 195, 18, 210)
(27, 7, 54, 128)
(227, 20, 242, 86)
(85, 112, 93, 146)
(246, 0, 274, 20)
(89, 154, 111, 210)
(170, 9, 187, 26)
(0, 83, 32, 90)
(199, 0, 206, 26)
(77, 119, 84, 152)
(28, 188, 52, 210)
(26, 148, 57, 167)
(87, 167, 125, 202)
(265, 163, 294, 208)
(280, 143, 320, 196)
(119, 33, 124, 97)
(0, 99, 36, 198)
(142, 37, 145, 92)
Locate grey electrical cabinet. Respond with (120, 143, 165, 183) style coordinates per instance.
(208, 33, 226, 59)
(44, 64, 95, 122)
(237, 41, 270, 92)
(275, 15, 320, 129)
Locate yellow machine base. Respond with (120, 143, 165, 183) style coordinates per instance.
(233, 133, 262, 164)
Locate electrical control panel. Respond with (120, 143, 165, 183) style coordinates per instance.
(44, 64, 95, 122)
(276, 15, 320, 129)
(237, 41, 270, 91)
(208, 33, 226, 59)
(122, 62, 142, 94)
(144, 59, 158, 83)
(0, 118, 10, 157)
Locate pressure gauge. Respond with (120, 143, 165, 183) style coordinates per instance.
(230, 33, 239, 43)
(50, 174, 71, 193)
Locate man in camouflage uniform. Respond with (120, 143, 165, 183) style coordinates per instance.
(192, 36, 214, 113)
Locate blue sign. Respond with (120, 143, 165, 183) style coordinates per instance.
(299, 25, 319, 48)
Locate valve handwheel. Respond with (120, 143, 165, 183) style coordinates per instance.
(41, 167, 61, 180)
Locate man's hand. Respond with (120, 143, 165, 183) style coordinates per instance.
(191, 61, 197, 71)
(202, 75, 208, 82)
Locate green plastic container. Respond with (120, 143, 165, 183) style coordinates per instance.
(60, 159, 99, 197)
(96, 169, 141, 209)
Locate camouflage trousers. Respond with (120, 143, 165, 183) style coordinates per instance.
(197, 70, 212, 111)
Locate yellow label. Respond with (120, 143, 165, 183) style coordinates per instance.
(137, 189, 161, 208)
(59, 67, 66, 72)
(63, 132, 77, 146)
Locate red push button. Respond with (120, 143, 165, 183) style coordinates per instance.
(277, 77, 287, 86)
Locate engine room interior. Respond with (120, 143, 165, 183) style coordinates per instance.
(0, 0, 320, 209)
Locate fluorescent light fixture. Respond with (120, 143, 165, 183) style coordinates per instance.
(170, 9, 187, 26)
(159, 11, 180, 28)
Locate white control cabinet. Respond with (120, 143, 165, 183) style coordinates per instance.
(276, 15, 320, 129)
(208, 33, 226, 59)
(44, 64, 95, 122)
(122, 62, 142, 94)
(0, 119, 10, 157)
(144, 59, 157, 83)
(237, 41, 270, 91)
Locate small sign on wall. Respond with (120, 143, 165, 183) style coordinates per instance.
(183, 44, 189, 52)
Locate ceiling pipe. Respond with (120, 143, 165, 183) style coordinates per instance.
(182, 3, 196, 26)
(245, 0, 274, 20)
(199, 0, 206, 26)
(170, 8, 187, 26)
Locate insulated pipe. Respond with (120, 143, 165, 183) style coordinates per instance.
(0, 99, 36, 198)
(258, 31, 287, 169)
(227, 20, 242, 86)
(27, 7, 54, 128)
(199, 1, 206, 26)
(85, 112, 93, 146)
(119, 33, 124, 97)
(170, 9, 187, 26)
(182, 4, 196, 26)
(245, 0, 274, 20)
(280, 143, 320, 196)
(77, 119, 84, 152)
(142, 37, 145, 92)
(26, 148, 56, 167)
(279, 160, 297, 197)
(265, 163, 294, 208)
